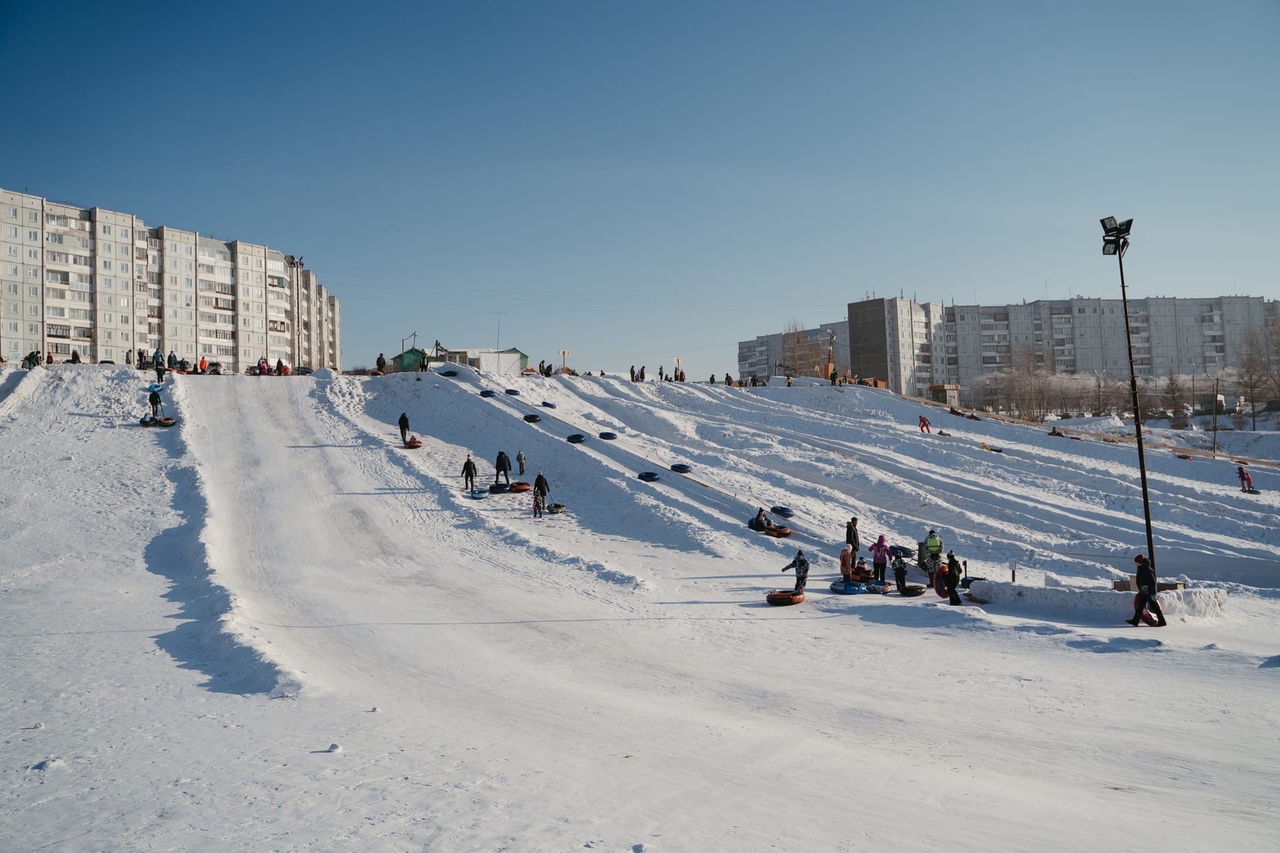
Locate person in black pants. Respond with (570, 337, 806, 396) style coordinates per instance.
(945, 551, 963, 606)
(494, 451, 512, 485)
(1127, 554, 1167, 626)
(845, 517, 860, 553)
(398, 412, 410, 443)
(781, 550, 810, 594)
(461, 454, 477, 491)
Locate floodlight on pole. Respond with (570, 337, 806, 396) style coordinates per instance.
(1101, 214, 1155, 568)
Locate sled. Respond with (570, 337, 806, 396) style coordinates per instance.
(829, 580, 866, 594)
(146, 383, 164, 392)
(504, 388, 520, 396)
(439, 370, 458, 377)
(766, 589, 805, 606)
(1243, 487, 1261, 495)
(369, 370, 384, 376)
(900, 585, 926, 597)
(139, 416, 177, 428)
(1132, 594, 1159, 627)
(509, 481, 531, 493)
(763, 524, 793, 538)
(770, 505, 795, 519)
(403, 438, 423, 449)
(541, 401, 557, 408)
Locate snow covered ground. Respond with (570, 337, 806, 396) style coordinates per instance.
(2, 363, 1277, 852)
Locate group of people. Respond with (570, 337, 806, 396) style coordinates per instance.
(460, 451, 548, 516)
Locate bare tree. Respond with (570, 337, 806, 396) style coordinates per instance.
(1161, 370, 1185, 413)
(1234, 328, 1271, 430)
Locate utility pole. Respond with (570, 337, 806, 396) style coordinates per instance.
(493, 312, 506, 350)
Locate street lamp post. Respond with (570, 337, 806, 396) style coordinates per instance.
(1211, 374, 1220, 456)
(1101, 216, 1155, 566)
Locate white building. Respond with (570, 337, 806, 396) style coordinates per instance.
(1, 188, 341, 372)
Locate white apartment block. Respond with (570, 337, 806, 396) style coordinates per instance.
(742, 295, 1277, 403)
(1, 188, 341, 372)
(737, 320, 849, 382)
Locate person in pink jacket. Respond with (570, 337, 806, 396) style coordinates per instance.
(868, 534, 892, 583)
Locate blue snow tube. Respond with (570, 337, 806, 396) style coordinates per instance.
(469, 488, 490, 499)
(599, 431, 618, 440)
(480, 389, 497, 398)
(541, 401, 557, 408)
(771, 506, 794, 519)
(566, 433, 586, 444)
(830, 580, 866, 594)
(523, 414, 541, 423)
(504, 388, 520, 396)
(638, 471, 660, 482)
(440, 370, 458, 377)
(671, 463, 692, 474)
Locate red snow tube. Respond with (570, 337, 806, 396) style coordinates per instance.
(933, 569, 948, 598)
(1133, 595, 1159, 626)
(509, 481, 531, 493)
(763, 525, 793, 538)
(403, 438, 423, 449)
(766, 589, 805, 606)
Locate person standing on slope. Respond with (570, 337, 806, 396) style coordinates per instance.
(839, 543, 855, 582)
(1127, 554, 1167, 627)
(494, 451, 512, 485)
(923, 529, 944, 583)
(376, 353, 387, 373)
(462, 453, 477, 492)
(945, 550, 964, 606)
(148, 389, 161, 419)
(782, 550, 810, 594)
(532, 470, 550, 518)
(398, 412, 410, 443)
(516, 450, 526, 476)
(919, 414, 931, 433)
(869, 534, 891, 583)
(1237, 466, 1254, 492)
(846, 517, 860, 553)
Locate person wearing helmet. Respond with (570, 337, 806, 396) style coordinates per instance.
(1127, 554, 1167, 627)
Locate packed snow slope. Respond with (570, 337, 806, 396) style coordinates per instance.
(2, 364, 1278, 853)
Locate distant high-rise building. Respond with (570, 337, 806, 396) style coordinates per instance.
(1, 187, 341, 372)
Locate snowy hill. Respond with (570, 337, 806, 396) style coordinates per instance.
(2, 364, 1278, 852)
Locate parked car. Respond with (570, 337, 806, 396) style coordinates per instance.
(206, 362, 224, 376)
(245, 365, 261, 376)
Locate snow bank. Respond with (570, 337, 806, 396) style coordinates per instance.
(968, 580, 1228, 621)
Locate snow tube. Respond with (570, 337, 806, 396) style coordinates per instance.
(489, 482, 511, 494)
(770, 505, 794, 519)
(139, 416, 177, 428)
(599, 431, 618, 440)
(763, 525, 793, 538)
(933, 569, 949, 598)
(369, 370, 384, 376)
(439, 370, 458, 377)
(670, 463, 692, 474)
(505, 389, 520, 396)
(865, 581, 892, 595)
(888, 544, 914, 559)
(900, 585, 926, 597)
(829, 580, 866, 594)
(637, 471, 660, 482)
(147, 383, 164, 392)
(1133, 595, 1159, 626)
(959, 576, 987, 590)
(523, 414, 541, 423)
(541, 401, 557, 409)
(547, 503, 566, 514)
(403, 439, 423, 449)
(469, 488, 490, 499)
(509, 481, 531, 493)
(566, 433, 586, 444)
(480, 389, 497, 398)
(766, 589, 805, 606)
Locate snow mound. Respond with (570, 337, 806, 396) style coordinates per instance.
(968, 580, 1228, 622)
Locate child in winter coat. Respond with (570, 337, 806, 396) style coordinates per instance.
(891, 555, 908, 593)
(868, 535, 891, 582)
(1238, 466, 1254, 492)
(782, 550, 810, 594)
(839, 543, 854, 581)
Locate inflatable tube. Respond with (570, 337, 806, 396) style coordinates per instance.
(403, 439, 423, 449)
(766, 589, 805, 606)
(541, 401, 557, 409)
(547, 503, 566, 514)
(829, 580, 866, 594)
(865, 581, 892, 595)
(469, 488, 490, 499)
(637, 471, 660, 482)
(599, 431, 618, 440)
(505, 389, 520, 396)
(670, 463, 692, 474)
(770, 505, 794, 519)
(480, 389, 497, 398)
(147, 383, 164, 392)
(900, 584, 926, 597)
(888, 544, 914, 559)
(140, 416, 177, 428)
(439, 370, 458, 377)
(523, 414, 541, 423)
(489, 483, 511, 494)
(509, 481, 531, 493)
(933, 569, 949, 598)
(369, 370, 384, 376)
(1133, 594, 1160, 626)
(763, 525, 793, 538)
(566, 434, 586, 444)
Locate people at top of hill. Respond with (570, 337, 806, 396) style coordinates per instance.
(153, 349, 164, 368)
(70, 350, 81, 364)
(376, 353, 387, 372)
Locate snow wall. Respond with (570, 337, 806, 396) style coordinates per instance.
(967, 580, 1228, 620)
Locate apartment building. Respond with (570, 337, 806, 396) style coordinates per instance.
(1, 188, 341, 372)
(737, 320, 849, 382)
(740, 294, 1276, 403)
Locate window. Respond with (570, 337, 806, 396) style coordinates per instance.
(3, 226, 16, 237)
(102, 225, 112, 236)
(27, 230, 39, 241)
(28, 211, 37, 221)
(5, 208, 16, 218)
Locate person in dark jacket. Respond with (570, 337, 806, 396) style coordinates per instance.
(516, 450, 526, 475)
(724, 373, 732, 386)
(376, 353, 387, 372)
(461, 454, 477, 491)
(846, 517, 860, 552)
(532, 471, 550, 517)
(945, 550, 963, 606)
(167, 350, 178, 369)
(1237, 466, 1254, 492)
(148, 390, 161, 418)
(494, 451, 512, 485)
(1127, 554, 1167, 626)
(782, 550, 810, 594)
(891, 555, 909, 594)
(398, 412, 410, 443)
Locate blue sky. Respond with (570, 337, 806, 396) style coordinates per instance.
(3, 1, 1276, 373)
